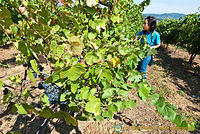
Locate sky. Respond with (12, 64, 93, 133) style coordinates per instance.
(134, 0, 200, 14)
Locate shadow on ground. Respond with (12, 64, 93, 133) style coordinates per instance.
(8, 114, 82, 134)
(154, 47, 200, 98)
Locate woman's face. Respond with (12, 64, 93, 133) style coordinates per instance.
(143, 19, 150, 32)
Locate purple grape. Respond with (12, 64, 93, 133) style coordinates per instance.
(3, 88, 9, 95)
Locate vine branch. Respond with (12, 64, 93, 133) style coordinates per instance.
(6, 0, 46, 42)
(107, 0, 117, 30)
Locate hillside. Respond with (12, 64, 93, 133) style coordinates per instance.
(143, 13, 186, 20)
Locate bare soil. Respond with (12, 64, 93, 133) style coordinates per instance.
(0, 45, 199, 134)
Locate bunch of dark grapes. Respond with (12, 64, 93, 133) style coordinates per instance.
(38, 81, 60, 105)
(3, 88, 9, 95)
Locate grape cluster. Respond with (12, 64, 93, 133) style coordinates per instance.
(38, 81, 60, 105)
(3, 88, 9, 95)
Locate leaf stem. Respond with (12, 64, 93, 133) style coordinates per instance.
(107, 0, 117, 30)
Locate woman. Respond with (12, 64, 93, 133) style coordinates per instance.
(136, 16, 161, 78)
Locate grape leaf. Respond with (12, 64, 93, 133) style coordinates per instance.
(0, 79, 4, 89)
(22, 88, 30, 101)
(27, 70, 36, 84)
(60, 64, 85, 81)
(85, 97, 101, 116)
(30, 59, 39, 74)
(15, 103, 28, 114)
(39, 107, 53, 119)
(85, 52, 99, 65)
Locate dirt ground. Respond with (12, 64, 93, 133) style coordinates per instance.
(0, 45, 199, 134)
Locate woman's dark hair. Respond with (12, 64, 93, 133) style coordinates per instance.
(145, 16, 157, 32)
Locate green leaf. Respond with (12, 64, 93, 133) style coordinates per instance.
(61, 111, 78, 126)
(22, 88, 30, 101)
(85, 97, 101, 116)
(52, 111, 78, 126)
(15, 103, 28, 114)
(68, 102, 79, 112)
(10, 25, 18, 34)
(56, 45, 65, 58)
(0, 7, 11, 19)
(18, 41, 31, 56)
(108, 104, 118, 113)
(119, 90, 128, 98)
(9, 75, 15, 81)
(0, 79, 4, 89)
(30, 59, 39, 74)
(80, 86, 90, 99)
(150, 93, 160, 106)
(95, 115, 104, 121)
(112, 79, 121, 87)
(173, 115, 183, 127)
(89, 20, 97, 29)
(181, 121, 188, 128)
(111, 15, 120, 23)
(119, 47, 131, 55)
(27, 70, 36, 84)
(138, 86, 150, 102)
(163, 104, 177, 121)
(50, 41, 57, 55)
(88, 32, 96, 40)
(60, 93, 67, 102)
(107, 104, 117, 119)
(60, 64, 85, 81)
(102, 89, 113, 99)
(147, 48, 156, 56)
(55, 59, 64, 68)
(44, 72, 60, 84)
(52, 25, 60, 31)
(128, 71, 142, 83)
(155, 97, 166, 113)
(90, 88, 97, 96)
(71, 83, 78, 94)
(85, 52, 99, 65)
(100, 69, 113, 82)
(41, 93, 49, 105)
(39, 107, 53, 119)
(127, 99, 137, 109)
(0, 63, 8, 68)
(76, 115, 90, 121)
(188, 122, 195, 131)
(115, 100, 124, 111)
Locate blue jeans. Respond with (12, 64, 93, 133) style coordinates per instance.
(136, 55, 152, 78)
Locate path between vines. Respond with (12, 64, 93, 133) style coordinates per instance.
(0, 45, 200, 134)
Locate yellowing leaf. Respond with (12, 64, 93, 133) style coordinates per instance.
(112, 57, 120, 67)
(68, 36, 84, 55)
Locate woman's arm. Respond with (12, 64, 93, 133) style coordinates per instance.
(150, 44, 160, 49)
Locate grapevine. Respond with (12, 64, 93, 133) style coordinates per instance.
(0, 0, 196, 133)
(157, 11, 200, 65)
